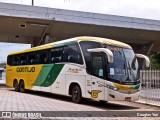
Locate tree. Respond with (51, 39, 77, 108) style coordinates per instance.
(149, 51, 160, 69)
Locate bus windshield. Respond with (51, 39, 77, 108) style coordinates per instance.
(80, 41, 139, 84)
(106, 46, 139, 84)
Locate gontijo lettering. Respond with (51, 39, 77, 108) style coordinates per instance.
(16, 67, 35, 72)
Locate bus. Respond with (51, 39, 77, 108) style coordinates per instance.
(6, 36, 150, 103)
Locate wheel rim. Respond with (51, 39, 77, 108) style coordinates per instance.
(21, 83, 24, 89)
(15, 84, 18, 89)
(15, 82, 18, 90)
(21, 82, 24, 90)
(20, 81, 25, 92)
(73, 88, 78, 100)
(72, 85, 82, 103)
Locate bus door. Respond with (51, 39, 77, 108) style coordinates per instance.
(91, 53, 105, 100)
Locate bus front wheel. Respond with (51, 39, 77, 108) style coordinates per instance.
(100, 100, 108, 104)
(19, 80, 25, 93)
(71, 85, 82, 103)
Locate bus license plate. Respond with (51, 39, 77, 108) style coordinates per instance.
(125, 97, 131, 101)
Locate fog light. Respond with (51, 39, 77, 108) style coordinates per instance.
(107, 85, 118, 91)
(109, 94, 115, 99)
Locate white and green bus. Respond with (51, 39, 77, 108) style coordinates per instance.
(6, 36, 150, 103)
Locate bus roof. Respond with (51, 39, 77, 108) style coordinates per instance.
(76, 36, 132, 49)
(8, 36, 132, 55)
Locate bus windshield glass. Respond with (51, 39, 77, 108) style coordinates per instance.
(106, 45, 139, 84)
(80, 41, 139, 84)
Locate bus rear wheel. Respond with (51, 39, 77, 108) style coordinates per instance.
(71, 85, 82, 103)
(13, 80, 19, 92)
(19, 80, 25, 93)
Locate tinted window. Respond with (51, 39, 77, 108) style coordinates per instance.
(63, 44, 83, 64)
(38, 50, 48, 64)
(20, 54, 27, 65)
(80, 41, 102, 73)
(28, 52, 37, 64)
(7, 55, 13, 66)
(92, 56, 104, 77)
(50, 47, 63, 63)
(13, 55, 20, 65)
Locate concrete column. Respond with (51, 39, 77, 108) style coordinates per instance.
(31, 37, 41, 47)
(31, 39, 34, 48)
(44, 35, 50, 44)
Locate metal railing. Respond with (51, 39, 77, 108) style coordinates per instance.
(139, 70, 160, 106)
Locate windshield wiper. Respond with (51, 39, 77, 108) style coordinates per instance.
(127, 61, 136, 81)
(131, 56, 136, 70)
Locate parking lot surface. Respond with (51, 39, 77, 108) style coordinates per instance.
(0, 86, 159, 119)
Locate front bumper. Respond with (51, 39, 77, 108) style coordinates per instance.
(107, 89, 140, 101)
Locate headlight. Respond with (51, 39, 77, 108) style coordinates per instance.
(107, 84, 118, 91)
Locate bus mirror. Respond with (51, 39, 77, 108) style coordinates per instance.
(135, 54, 150, 67)
(87, 48, 113, 63)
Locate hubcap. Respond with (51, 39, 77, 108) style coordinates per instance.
(20, 82, 24, 90)
(73, 89, 78, 100)
(15, 83, 18, 90)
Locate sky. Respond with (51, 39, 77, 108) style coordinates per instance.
(0, 0, 160, 62)
(0, 43, 30, 63)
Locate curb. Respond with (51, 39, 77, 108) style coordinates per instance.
(135, 101, 160, 107)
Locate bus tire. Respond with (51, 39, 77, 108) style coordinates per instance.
(13, 80, 19, 92)
(100, 100, 108, 104)
(19, 80, 25, 93)
(71, 85, 82, 103)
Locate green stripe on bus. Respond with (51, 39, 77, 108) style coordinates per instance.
(33, 64, 53, 86)
(33, 64, 64, 87)
(129, 84, 140, 89)
(133, 84, 140, 89)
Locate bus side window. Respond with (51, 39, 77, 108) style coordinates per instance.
(28, 52, 36, 65)
(20, 54, 27, 65)
(50, 47, 63, 63)
(13, 56, 20, 65)
(63, 44, 83, 64)
(7, 55, 13, 66)
(38, 50, 48, 64)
